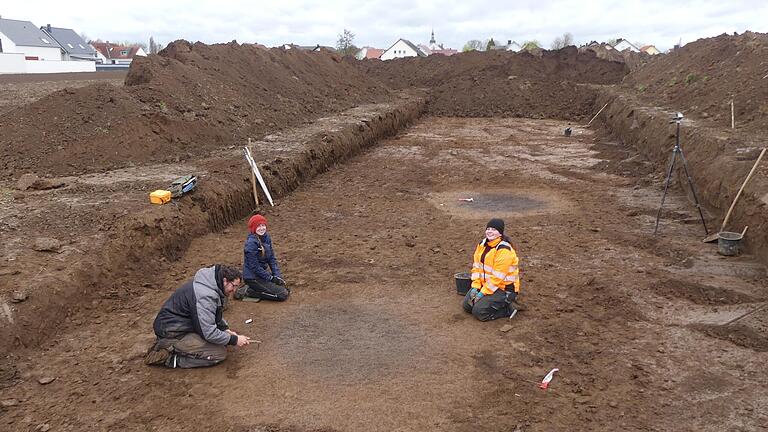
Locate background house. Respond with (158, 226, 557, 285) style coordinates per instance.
(41, 24, 97, 61)
(356, 46, 383, 60)
(490, 40, 522, 52)
(611, 38, 640, 52)
(91, 42, 146, 65)
(0, 18, 62, 60)
(640, 45, 661, 55)
(0, 17, 95, 74)
(380, 39, 427, 60)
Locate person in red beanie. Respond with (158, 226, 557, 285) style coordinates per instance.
(235, 214, 290, 301)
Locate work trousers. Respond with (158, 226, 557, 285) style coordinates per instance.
(152, 331, 227, 368)
(462, 289, 516, 321)
(243, 278, 290, 301)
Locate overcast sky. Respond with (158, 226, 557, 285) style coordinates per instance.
(3, 1, 767, 51)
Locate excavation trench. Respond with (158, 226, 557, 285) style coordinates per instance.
(4, 116, 767, 432)
(595, 88, 768, 265)
(0, 93, 426, 352)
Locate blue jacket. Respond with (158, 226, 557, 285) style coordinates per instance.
(243, 233, 282, 281)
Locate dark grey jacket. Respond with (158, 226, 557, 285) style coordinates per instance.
(153, 265, 237, 346)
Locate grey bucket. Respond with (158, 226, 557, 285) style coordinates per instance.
(454, 272, 472, 295)
(717, 231, 743, 256)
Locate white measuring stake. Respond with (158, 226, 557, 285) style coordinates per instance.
(243, 147, 275, 206)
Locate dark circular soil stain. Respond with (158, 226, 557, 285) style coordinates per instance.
(430, 189, 565, 220)
(455, 193, 546, 213)
(275, 303, 425, 383)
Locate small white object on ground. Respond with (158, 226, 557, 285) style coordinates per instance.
(458, 198, 474, 202)
(539, 368, 559, 389)
(245, 318, 253, 324)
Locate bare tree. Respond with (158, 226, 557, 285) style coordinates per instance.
(149, 36, 158, 54)
(336, 29, 358, 57)
(550, 32, 574, 49)
(462, 40, 484, 52)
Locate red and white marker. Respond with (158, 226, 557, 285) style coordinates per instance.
(539, 368, 559, 389)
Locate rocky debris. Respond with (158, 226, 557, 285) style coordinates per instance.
(32, 237, 62, 253)
(37, 376, 56, 385)
(15, 173, 66, 191)
(1, 398, 19, 407)
(500, 324, 514, 332)
(36, 424, 51, 432)
(124, 335, 156, 361)
(11, 291, 27, 303)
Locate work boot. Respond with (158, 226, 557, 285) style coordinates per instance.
(165, 353, 179, 369)
(509, 298, 527, 311)
(234, 285, 249, 300)
(144, 346, 171, 366)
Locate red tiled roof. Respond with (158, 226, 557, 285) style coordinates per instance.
(365, 48, 384, 59)
(430, 49, 458, 56)
(91, 42, 142, 59)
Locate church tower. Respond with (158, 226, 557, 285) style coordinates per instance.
(429, 29, 439, 51)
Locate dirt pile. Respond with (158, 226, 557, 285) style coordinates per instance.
(580, 44, 650, 71)
(624, 32, 768, 133)
(0, 41, 392, 178)
(360, 46, 628, 119)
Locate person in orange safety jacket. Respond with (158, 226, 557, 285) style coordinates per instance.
(462, 218, 521, 321)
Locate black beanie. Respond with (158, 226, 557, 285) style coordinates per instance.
(486, 218, 505, 235)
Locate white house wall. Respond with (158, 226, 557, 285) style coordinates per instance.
(614, 41, 639, 52)
(0, 30, 20, 53)
(380, 40, 419, 60)
(0, 53, 95, 74)
(25, 59, 94, 73)
(21, 46, 62, 60)
(0, 53, 26, 73)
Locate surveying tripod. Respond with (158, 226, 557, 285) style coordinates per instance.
(653, 112, 709, 235)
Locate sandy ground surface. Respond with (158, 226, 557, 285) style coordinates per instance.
(1, 117, 767, 431)
(0, 72, 125, 115)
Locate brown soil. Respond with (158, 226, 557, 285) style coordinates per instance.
(360, 47, 628, 119)
(0, 96, 424, 351)
(0, 72, 125, 116)
(651, 278, 762, 305)
(624, 32, 768, 134)
(1, 35, 768, 432)
(0, 41, 392, 178)
(2, 117, 766, 431)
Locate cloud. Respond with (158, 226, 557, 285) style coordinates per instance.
(3, 0, 766, 51)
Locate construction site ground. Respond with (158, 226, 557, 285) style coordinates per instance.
(2, 116, 767, 431)
(0, 71, 125, 116)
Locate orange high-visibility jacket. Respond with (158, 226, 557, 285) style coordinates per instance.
(470, 237, 520, 295)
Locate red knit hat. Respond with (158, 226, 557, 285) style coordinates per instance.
(248, 214, 267, 234)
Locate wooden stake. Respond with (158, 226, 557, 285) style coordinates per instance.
(731, 99, 735, 129)
(721, 148, 765, 229)
(586, 102, 609, 127)
(248, 138, 259, 206)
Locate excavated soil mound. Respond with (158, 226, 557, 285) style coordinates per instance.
(0, 41, 391, 178)
(360, 46, 628, 119)
(624, 32, 768, 133)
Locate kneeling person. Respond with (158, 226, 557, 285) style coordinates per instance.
(237, 214, 290, 301)
(462, 218, 521, 321)
(145, 265, 250, 368)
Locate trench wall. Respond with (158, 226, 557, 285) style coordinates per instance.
(596, 88, 768, 264)
(1, 95, 426, 352)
